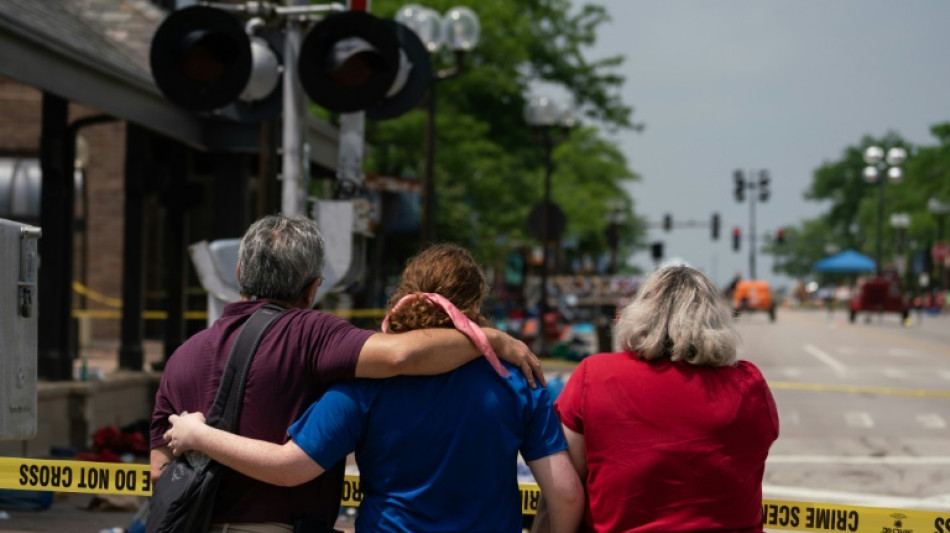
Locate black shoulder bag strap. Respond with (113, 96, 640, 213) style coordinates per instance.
(205, 303, 285, 431)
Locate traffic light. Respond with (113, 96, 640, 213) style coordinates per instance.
(775, 228, 785, 244)
(150, 7, 431, 119)
(733, 170, 745, 202)
(663, 213, 672, 232)
(732, 226, 741, 251)
(758, 170, 770, 202)
(711, 213, 720, 240)
(651, 241, 664, 261)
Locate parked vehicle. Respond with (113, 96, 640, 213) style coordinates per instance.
(849, 273, 910, 323)
(732, 280, 776, 322)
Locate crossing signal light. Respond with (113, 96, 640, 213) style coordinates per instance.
(150, 6, 277, 113)
(366, 20, 432, 120)
(758, 170, 771, 202)
(299, 11, 400, 113)
(776, 228, 785, 244)
(732, 226, 741, 251)
(711, 213, 720, 240)
(663, 213, 672, 232)
(150, 7, 431, 119)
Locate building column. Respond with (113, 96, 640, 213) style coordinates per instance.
(119, 124, 148, 371)
(38, 93, 74, 381)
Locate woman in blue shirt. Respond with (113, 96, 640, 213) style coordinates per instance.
(165, 244, 583, 533)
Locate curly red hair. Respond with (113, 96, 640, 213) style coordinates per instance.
(385, 244, 489, 332)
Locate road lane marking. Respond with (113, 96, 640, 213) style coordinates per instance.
(883, 366, 907, 379)
(767, 380, 950, 397)
(781, 309, 950, 357)
(888, 347, 921, 357)
(782, 368, 803, 378)
(916, 413, 948, 429)
(803, 343, 847, 375)
(767, 455, 950, 465)
(780, 411, 801, 425)
(835, 346, 855, 355)
(844, 411, 874, 428)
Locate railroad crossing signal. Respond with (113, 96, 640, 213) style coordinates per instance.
(149, 6, 429, 118)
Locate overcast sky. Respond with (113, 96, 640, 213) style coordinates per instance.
(581, 0, 950, 287)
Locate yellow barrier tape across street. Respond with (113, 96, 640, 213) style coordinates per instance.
(0, 457, 152, 497)
(3, 457, 949, 531)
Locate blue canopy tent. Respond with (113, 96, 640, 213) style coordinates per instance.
(813, 249, 876, 273)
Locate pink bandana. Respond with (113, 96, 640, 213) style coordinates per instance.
(382, 293, 510, 378)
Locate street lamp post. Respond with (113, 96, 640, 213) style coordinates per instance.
(889, 212, 910, 277)
(605, 199, 626, 274)
(524, 96, 573, 356)
(863, 145, 907, 275)
(396, 5, 480, 244)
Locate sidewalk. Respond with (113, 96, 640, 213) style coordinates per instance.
(0, 493, 141, 533)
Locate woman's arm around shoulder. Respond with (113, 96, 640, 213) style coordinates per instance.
(164, 412, 325, 487)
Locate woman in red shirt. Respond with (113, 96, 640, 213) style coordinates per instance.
(535, 264, 779, 533)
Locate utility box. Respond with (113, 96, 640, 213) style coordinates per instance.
(0, 218, 41, 441)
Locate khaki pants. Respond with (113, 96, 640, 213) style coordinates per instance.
(209, 523, 294, 533)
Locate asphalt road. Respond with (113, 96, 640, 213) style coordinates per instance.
(737, 307, 950, 511)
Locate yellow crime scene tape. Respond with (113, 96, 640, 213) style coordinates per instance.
(71, 282, 387, 322)
(2, 457, 950, 532)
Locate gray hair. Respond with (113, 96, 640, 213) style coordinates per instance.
(613, 264, 738, 366)
(237, 214, 325, 302)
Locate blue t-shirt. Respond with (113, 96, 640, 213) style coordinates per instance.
(288, 357, 566, 533)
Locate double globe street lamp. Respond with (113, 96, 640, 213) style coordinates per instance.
(395, 4, 480, 243)
(524, 96, 575, 355)
(863, 145, 907, 275)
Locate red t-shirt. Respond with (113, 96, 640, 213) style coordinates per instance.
(555, 352, 779, 533)
(150, 300, 373, 527)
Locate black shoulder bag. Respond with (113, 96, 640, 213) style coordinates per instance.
(147, 304, 285, 533)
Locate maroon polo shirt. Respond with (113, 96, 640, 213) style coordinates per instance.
(150, 300, 374, 528)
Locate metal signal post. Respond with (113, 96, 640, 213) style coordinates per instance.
(732, 169, 769, 279)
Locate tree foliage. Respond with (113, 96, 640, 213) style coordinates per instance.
(769, 124, 950, 286)
(361, 0, 644, 271)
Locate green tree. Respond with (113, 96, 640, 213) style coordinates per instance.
(361, 0, 644, 271)
(770, 123, 950, 287)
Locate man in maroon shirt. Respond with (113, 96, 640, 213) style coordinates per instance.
(150, 214, 542, 533)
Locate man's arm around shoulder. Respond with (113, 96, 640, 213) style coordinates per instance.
(355, 327, 544, 387)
